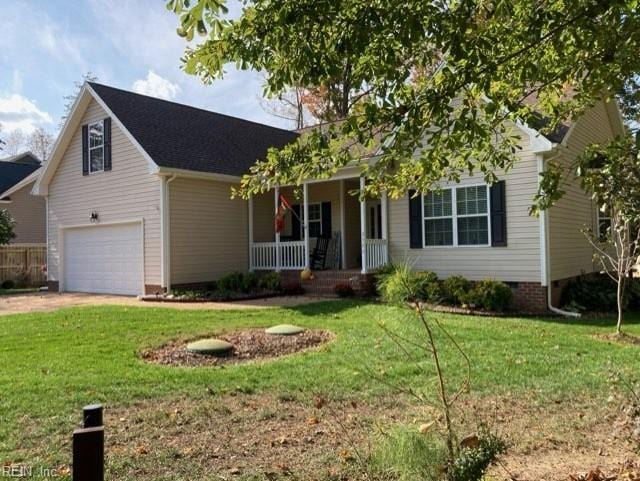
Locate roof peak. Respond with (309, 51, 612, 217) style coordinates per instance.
(87, 81, 295, 136)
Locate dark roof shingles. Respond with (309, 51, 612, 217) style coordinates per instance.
(0, 161, 40, 196)
(88, 82, 298, 176)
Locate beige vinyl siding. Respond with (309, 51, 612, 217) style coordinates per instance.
(5, 181, 46, 244)
(47, 98, 162, 285)
(253, 182, 343, 241)
(547, 101, 616, 281)
(169, 177, 248, 284)
(388, 135, 542, 282)
(253, 191, 275, 242)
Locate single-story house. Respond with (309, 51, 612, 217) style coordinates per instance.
(33, 82, 624, 311)
(0, 152, 46, 244)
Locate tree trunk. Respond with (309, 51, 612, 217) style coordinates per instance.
(616, 277, 624, 335)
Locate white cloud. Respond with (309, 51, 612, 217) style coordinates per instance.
(0, 94, 53, 134)
(132, 71, 181, 100)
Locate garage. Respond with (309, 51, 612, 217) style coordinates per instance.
(62, 222, 144, 296)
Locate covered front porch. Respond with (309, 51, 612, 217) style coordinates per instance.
(248, 176, 389, 273)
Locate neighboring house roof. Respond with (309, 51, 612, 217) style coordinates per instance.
(87, 82, 299, 177)
(0, 154, 41, 198)
(1, 152, 41, 166)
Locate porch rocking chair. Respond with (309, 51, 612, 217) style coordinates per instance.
(310, 237, 331, 270)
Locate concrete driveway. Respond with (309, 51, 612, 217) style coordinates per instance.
(0, 292, 327, 316)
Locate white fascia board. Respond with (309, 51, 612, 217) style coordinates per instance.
(85, 83, 159, 175)
(33, 83, 161, 196)
(33, 86, 92, 196)
(156, 167, 241, 183)
(514, 120, 556, 154)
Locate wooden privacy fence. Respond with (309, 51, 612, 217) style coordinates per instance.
(0, 244, 46, 286)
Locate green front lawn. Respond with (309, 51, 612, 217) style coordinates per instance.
(1, 301, 639, 472)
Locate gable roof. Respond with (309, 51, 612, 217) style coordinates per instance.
(87, 82, 299, 177)
(0, 154, 41, 198)
(1, 152, 41, 166)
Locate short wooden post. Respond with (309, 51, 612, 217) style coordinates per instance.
(73, 404, 104, 481)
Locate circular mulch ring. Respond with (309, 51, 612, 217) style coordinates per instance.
(141, 328, 334, 367)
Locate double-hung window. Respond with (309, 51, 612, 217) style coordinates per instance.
(456, 185, 489, 246)
(88, 120, 105, 173)
(423, 190, 454, 246)
(423, 184, 490, 247)
(597, 201, 612, 240)
(301, 203, 322, 238)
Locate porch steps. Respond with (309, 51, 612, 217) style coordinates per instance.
(281, 270, 376, 296)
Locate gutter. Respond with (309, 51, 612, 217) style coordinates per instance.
(536, 152, 582, 318)
(160, 173, 177, 294)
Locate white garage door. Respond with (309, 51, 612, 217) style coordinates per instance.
(63, 222, 143, 296)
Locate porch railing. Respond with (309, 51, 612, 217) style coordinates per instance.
(250, 241, 306, 270)
(365, 238, 388, 271)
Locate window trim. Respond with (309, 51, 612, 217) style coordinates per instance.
(421, 183, 492, 248)
(300, 202, 323, 238)
(88, 120, 105, 175)
(597, 201, 612, 240)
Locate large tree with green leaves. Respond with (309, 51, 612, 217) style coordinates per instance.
(167, 0, 639, 205)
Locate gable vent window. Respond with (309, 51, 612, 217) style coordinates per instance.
(88, 121, 105, 173)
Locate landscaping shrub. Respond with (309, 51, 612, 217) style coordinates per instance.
(217, 272, 245, 292)
(415, 271, 441, 302)
(560, 274, 628, 312)
(377, 263, 424, 304)
(449, 432, 506, 481)
(242, 272, 260, 292)
(627, 278, 640, 310)
(375, 262, 401, 295)
(333, 282, 355, 297)
(442, 275, 471, 305)
(258, 271, 281, 291)
(464, 279, 513, 311)
(1, 279, 15, 290)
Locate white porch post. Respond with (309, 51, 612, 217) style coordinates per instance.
(303, 182, 310, 270)
(248, 194, 254, 272)
(381, 190, 388, 264)
(339, 179, 347, 270)
(274, 185, 281, 272)
(360, 176, 367, 274)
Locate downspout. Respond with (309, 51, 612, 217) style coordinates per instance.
(537, 153, 581, 318)
(160, 173, 177, 294)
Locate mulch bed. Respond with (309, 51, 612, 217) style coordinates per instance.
(141, 328, 334, 367)
(593, 332, 640, 346)
(139, 289, 282, 303)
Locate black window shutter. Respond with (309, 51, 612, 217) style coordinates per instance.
(490, 181, 507, 247)
(81, 125, 89, 176)
(291, 204, 301, 240)
(408, 190, 423, 248)
(321, 201, 332, 238)
(103, 117, 112, 171)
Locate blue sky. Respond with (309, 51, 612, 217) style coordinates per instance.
(0, 0, 287, 139)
